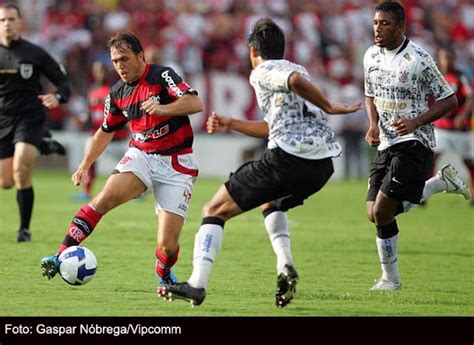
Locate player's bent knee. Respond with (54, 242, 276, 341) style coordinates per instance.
(372, 204, 392, 225)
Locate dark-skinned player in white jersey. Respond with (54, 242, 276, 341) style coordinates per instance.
(364, 1, 470, 291)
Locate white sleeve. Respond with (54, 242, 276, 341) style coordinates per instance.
(419, 54, 453, 100)
(363, 49, 375, 97)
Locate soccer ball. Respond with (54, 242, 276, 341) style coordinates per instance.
(58, 246, 97, 286)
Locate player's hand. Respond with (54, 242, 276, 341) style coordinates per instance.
(391, 118, 418, 136)
(206, 112, 232, 134)
(141, 98, 164, 116)
(38, 93, 60, 109)
(340, 101, 363, 114)
(365, 125, 380, 147)
(207, 112, 232, 134)
(71, 168, 88, 186)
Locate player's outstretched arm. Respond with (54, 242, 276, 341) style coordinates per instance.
(207, 111, 269, 138)
(288, 72, 362, 114)
(72, 128, 114, 186)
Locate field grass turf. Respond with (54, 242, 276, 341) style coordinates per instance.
(0, 170, 472, 317)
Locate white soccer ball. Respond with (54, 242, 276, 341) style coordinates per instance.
(58, 246, 97, 286)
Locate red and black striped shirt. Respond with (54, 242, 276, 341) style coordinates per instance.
(435, 68, 472, 131)
(101, 64, 197, 154)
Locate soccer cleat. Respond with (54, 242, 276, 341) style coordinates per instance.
(17, 228, 31, 242)
(275, 264, 299, 308)
(158, 270, 178, 285)
(437, 164, 471, 200)
(41, 254, 60, 280)
(157, 282, 206, 306)
(370, 278, 401, 291)
(39, 138, 66, 156)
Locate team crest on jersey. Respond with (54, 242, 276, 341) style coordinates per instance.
(19, 63, 33, 79)
(399, 69, 409, 83)
(403, 53, 412, 61)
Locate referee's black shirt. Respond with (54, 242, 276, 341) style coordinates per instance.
(0, 37, 71, 118)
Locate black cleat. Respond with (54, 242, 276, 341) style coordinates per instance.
(39, 138, 66, 155)
(17, 228, 31, 242)
(275, 264, 299, 308)
(157, 282, 206, 306)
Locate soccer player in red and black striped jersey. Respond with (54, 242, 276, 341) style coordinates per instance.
(41, 32, 203, 285)
(434, 47, 474, 204)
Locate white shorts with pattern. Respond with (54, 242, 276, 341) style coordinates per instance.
(114, 147, 198, 219)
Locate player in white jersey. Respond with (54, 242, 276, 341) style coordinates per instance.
(158, 17, 361, 307)
(364, 2, 470, 291)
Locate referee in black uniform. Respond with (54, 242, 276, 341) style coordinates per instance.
(0, 3, 71, 242)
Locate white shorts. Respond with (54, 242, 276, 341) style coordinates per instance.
(434, 128, 474, 160)
(114, 147, 199, 219)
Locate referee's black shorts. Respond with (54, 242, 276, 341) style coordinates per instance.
(225, 147, 334, 212)
(0, 114, 44, 159)
(367, 140, 433, 204)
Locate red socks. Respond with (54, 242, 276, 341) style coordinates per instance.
(57, 204, 102, 254)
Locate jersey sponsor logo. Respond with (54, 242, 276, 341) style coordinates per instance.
(374, 99, 407, 111)
(161, 70, 184, 97)
(133, 125, 170, 142)
(19, 63, 33, 79)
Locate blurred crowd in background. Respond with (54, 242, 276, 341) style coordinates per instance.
(14, 0, 474, 178)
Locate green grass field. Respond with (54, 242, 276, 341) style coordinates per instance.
(0, 170, 472, 316)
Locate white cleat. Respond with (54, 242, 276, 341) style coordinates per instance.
(370, 278, 401, 291)
(436, 164, 471, 200)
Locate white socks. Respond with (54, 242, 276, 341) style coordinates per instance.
(421, 175, 448, 201)
(264, 211, 293, 274)
(376, 234, 400, 284)
(187, 223, 223, 289)
(402, 174, 448, 213)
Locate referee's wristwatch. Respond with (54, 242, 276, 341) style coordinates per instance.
(54, 92, 62, 102)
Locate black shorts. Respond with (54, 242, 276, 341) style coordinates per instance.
(0, 115, 44, 159)
(367, 140, 433, 204)
(225, 147, 334, 212)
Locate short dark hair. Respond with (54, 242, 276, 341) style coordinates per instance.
(107, 31, 144, 55)
(247, 17, 285, 60)
(375, 1, 405, 25)
(0, 2, 22, 18)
